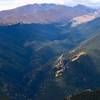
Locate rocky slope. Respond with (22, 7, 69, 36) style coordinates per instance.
(71, 14, 96, 27)
(71, 8, 100, 27)
(72, 31, 100, 73)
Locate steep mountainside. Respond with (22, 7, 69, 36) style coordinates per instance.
(0, 4, 95, 25)
(65, 89, 100, 100)
(0, 23, 76, 100)
(73, 31, 100, 73)
(0, 18, 100, 100)
(32, 18, 100, 100)
(63, 21, 100, 100)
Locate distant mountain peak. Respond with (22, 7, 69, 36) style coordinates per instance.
(73, 4, 95, 11)
(74, 4, 91, 8)
(74, 4, 87, 7)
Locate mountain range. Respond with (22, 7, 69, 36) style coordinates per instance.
(0, 3, 100, 100)
(0, 4, 95, 25)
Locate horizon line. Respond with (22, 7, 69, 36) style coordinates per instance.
(0, 3, 98, 12)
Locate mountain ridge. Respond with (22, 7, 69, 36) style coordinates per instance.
(0, 3, 95, 25)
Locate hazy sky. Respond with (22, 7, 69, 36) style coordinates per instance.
(0, 0, 100, 11)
